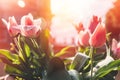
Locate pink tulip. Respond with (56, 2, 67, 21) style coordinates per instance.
(111, 39, 118, 52)
(88, 16, 101, 33)
(20, 13, 41, 38)
(2, 16, 20, 37)
(75, 22, 84, 33)
(21, 13, 33, 25)
(78, 22, 106, 48)
(89, 23, 106, 48)
(78, 30, 90, 47)
(112, 39, 120, 59)
(2, 13, 42, 38)
(78, 16, 106, 48)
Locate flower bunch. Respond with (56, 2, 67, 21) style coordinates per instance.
(73, 16, 120, 80)
(0, 13, 51, 80)
(0, 14, 120, 80)
(2, 13, 41, 37)
(78, 16, 106, 48)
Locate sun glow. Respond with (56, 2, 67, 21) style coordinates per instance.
(17, 0, 25, 8)
(51, 0, 95, 19)
(51, 0, 114, 20)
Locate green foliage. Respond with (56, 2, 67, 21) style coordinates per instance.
(55, 46, 73, 57)
(0, 50, 20, 64)
(93, 60, 120, 80)
(0, 34, 48, 80)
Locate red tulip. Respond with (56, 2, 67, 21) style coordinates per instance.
(112, 39, 120, 59)
(78, 30, 90, 47)
(75, 22, 84, 33)
(89, 23, 106, 48)
(2, 16, 20, 37)
(88, 16, 101, 33)
(78, 16, 106, 48)
(20, 13, 41, 38)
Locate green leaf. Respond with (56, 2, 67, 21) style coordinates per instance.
(24, 43, 31, 58)
(0, 49, 19, 64)
(93, 60, 120, 79)
(5, 64, 25, 78)
(18, 36, 31, 61)
(55, 46, 73, 57)
(17, 35, 27, 61)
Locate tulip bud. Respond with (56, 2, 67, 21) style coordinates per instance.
(88, 16, 101, 33)
(2, 17, 20, 37)
(20, 13, 41, 38)
(89, 23, 106, 48)
(111, 39, 120, 59)
(78, 30, 90, 47)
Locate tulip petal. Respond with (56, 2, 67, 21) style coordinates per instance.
(2, 17, 20, 36)
(89, 23, 106, 48)
(111, 39, 118, 53)
(21, 25, 40, 38)
(33, 18, 42, 28)
(21, 13, 33, 25)
(9, 16, 18, 27)
(75, 22, 84, 33)
(20, 14, 41, 37)
(111, 39, 120, 59)
(116, 48, 120, 58)
(78, 30, 90, 47)
(2, 18, 8, 27)
(117, 42, 120, 48)
(88, 16, 101, 33)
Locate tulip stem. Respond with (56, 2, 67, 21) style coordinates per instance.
(90, 46, 94, 80)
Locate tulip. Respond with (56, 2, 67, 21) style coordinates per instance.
(2, 16, 20, 37)
(88, 16, 101, 33)
(78, 16, 106, 48)
(2, 13, 42, 38)
(78, 30, 90, 47)
(78, 23, 106, 48)
(89, 23, 106, 48)
(21, 13, 33, 25)
(20, 13, 41, 38)
(112, 39, 120, 59)
(75, 22, 84, 33)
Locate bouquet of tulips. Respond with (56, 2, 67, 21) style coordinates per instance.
(0, 13, 120, 80)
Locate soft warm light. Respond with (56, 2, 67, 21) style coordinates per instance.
(50, 0, 114, 45)
(17, 0, 25, 8)
(51, 0, 94, 18)
(0, 0, 16, 9)
(51, 0, 114, 21)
